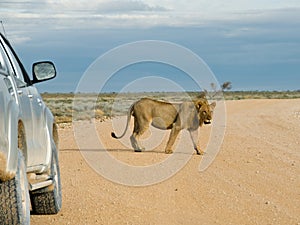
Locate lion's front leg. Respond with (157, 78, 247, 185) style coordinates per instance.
(189, 129, 204, 155)
(165, 126, 181, 154)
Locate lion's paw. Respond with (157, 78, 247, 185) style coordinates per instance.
(196, 148, 205, 155)
(134, 147, 145, 152)
(165, 149, 173, 154)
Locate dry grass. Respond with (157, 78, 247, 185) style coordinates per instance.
(41, 91, 300, 124)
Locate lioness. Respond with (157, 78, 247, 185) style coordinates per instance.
(111, 97, 216, 155)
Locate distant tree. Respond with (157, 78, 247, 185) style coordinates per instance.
(221, 82, 232, 91)
(203, 81, 232, 100)
(210, 83, 217, 91)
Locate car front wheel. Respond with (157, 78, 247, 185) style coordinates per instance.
(0, 150, 30, 225)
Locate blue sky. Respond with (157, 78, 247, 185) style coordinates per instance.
(1, 0, 300, 92)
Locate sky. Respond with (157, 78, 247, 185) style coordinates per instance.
(1, 0, 300, 92)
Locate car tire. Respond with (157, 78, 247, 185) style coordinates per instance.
(30, 142, 62, 214)
(0, 150, 30, 225)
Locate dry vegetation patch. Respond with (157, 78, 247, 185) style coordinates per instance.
(42, 91, 300, 124)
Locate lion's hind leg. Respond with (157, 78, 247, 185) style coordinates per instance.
(130, 134, 144, 152)
(130, 118, 149, 152)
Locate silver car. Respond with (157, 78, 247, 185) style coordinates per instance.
(0, 33, 61, 224)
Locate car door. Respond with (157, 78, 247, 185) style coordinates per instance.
(1, 38, 48, 167)
(25, 84, 49, 167)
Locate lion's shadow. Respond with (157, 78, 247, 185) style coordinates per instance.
(60, 148, 193, 155)
(60, 148, 158, 153)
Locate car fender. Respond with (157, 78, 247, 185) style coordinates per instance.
(0, 97, 19, 181)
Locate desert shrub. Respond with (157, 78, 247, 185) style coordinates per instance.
(42, 91, 300, 123)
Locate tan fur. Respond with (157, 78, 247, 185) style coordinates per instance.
(0, 152, 15, 181)
(111, 97, 216, 155)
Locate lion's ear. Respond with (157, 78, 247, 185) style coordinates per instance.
(195, 100, 205, 110)
(210, 102, 216, 110)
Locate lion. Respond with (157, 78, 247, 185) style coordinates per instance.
(111, 97, 216, 155)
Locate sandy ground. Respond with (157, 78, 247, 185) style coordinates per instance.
(31, 99, 300, 225)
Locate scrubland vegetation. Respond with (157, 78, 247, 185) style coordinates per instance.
(42, 90, 300, 123)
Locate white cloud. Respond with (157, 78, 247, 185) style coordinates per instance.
(2, 0, 300, 30)
(87, 0, 299, 26)
(1, 0, 300, 45)
(144, 0, 300, 12)
(45, 0, 168, 12)
(95, 0, 168, 12)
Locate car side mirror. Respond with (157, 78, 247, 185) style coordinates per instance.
(32, 61, 56, 84)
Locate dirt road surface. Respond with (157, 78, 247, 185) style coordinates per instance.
(31, 99, 300, 225)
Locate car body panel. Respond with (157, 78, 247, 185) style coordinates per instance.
(0, 38, 19, 180)
(0, 32, 56, 180)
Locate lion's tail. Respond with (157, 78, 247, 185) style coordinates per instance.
(111, 103, 134, 139)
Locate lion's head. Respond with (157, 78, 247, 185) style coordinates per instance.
(195, 99, 216, 126)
